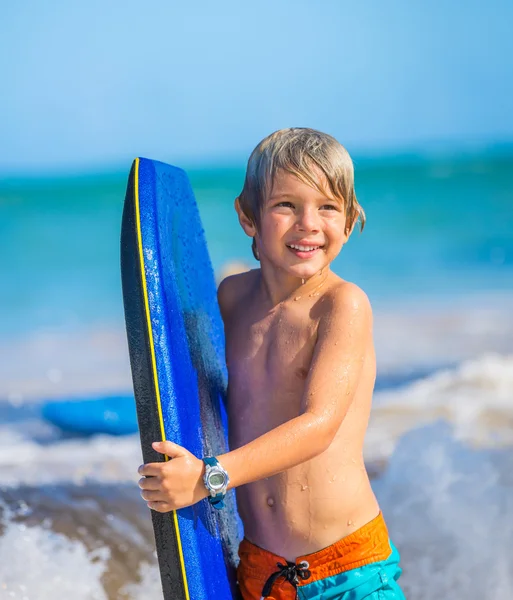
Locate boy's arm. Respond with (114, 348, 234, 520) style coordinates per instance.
(218, 282, 372, 489)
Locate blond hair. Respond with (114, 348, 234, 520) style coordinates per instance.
(237, 128, 365, 260)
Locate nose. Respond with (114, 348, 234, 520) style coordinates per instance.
(297, 206, 320, 233)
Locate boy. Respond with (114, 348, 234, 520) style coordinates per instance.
(138, 128, 405, 599)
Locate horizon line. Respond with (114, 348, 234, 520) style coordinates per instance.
(1, 139, 513, 183)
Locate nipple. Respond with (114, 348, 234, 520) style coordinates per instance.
(295, 367, 308, 380)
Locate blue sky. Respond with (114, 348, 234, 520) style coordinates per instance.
(1, 0, 512, 174)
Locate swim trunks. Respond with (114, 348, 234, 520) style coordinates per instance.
(237, 511, 405, 599)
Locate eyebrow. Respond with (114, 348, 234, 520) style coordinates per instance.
(268, 193, 294, 200)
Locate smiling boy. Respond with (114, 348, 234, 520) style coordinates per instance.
(138, 128, 405, 599)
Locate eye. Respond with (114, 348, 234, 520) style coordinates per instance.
(320, 204, 338, 211)
(275, 201, 294, 208)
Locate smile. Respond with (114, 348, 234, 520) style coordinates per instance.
(287, 244, 323, 252)
(286, 243, 324, 258)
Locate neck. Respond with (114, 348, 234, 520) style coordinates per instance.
(258, 262, 331, 307)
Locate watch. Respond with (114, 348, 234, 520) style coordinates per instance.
(202, 456, 230, 510)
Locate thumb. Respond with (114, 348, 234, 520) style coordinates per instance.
(152, 440, 188, 459)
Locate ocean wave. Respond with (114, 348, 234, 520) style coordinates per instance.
(0, 428, 141, 488)
(367, 353, 513, 463)
(1, 353, 512, 489)
(0, 485, 156, 600)
(1, 422, 511, 599)
(0, 511, 110, 599)
(375, 422, 513, 599)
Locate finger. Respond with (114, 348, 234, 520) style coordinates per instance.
(147, 501, 174, 513)
(138, 476, 161, 491)
(140, 489, 165, 502)
(152, 440, 188, 459)
(138, 463, 161, 477)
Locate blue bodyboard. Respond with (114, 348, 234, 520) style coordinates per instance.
(120, 158, 241, 600)
(42, 396, 138, 435)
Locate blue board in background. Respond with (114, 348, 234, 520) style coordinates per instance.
(121, 157, 241, 600)
(42, 396, 138, 436)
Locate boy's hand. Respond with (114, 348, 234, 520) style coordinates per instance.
(138, 441, 208, 512)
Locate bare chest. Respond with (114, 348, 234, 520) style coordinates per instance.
(226, 306, 318, 416)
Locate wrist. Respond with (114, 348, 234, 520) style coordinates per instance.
(202, 456, 230, 509)
(197, 460, 209, 500)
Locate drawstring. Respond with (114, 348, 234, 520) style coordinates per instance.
(261, 560, 311, 599)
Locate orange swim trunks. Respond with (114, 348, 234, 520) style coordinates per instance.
(236, 512, 404, 600)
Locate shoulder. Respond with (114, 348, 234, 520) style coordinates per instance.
(327, 280, 371, 312)
(318, 280, 372, 332)
(217, 269, 259, 322)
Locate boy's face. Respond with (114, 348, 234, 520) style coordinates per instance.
(240, 169, 349, 281)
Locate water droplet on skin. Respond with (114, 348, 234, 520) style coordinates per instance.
(301, 484, 309, 491)
(294, 296, 301, 301)
(347, 519, 354, 526)
(301, 278, 305, 285)
(267, 497, 275, 507)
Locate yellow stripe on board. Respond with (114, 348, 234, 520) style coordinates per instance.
(133, 157, 191, 600)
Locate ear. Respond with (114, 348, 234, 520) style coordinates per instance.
(344, 208, 359, 239)
(234, 197, 257, 239)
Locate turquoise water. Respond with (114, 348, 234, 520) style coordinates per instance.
(1, 152, 512, 336)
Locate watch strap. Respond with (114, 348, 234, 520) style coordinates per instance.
(210, 495, 226, 510)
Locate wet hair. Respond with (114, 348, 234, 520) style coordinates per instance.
(236, 128, 365, 260)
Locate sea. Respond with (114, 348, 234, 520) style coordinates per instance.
(1, 150, 512, 599)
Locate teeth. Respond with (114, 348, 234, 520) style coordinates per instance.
(289, 244, 319, 251)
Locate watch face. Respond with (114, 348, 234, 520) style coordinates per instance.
(209, 472, 226, 489)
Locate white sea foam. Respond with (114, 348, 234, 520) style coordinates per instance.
(375, 422, 513, 599)
(120, 561, 163, 600)
(0, 427, 141, 487)
(0, 504, 110, 599)
(366, 353, 513, 464)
